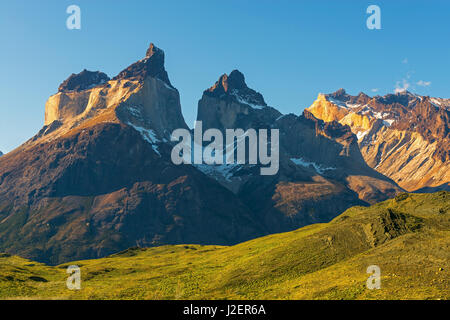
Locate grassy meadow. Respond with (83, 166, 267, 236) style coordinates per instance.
(0, 192, 448, 300)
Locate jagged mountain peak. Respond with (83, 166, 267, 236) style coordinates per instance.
(357, 92, 370, 99)
(197, 70, 281, 133)
(330, 88, 347, 100)
(227, 70, 247, 90)
(320, 89, 438, 111)
(113, 42, 172, 87)
(58, 69, 110, 93)
(206, 70, 245, 93)
(145, 42, 163, 58)
(205, 70, 267, 108)
(42, 42, 187, 144)
(374, 91, 417, 107)
(327, 88, 369, 103)
(322, 89, 372, 105)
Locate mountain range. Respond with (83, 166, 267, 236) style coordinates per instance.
(0, 43, 447, 264)
(307, 89, 449, 192)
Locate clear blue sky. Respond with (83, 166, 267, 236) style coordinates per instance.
(1, 0, 449, 153)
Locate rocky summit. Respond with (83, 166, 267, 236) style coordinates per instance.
(198, 70, 281, 133)
(113, 43, 173, 87)
(58, 70, 110, 93)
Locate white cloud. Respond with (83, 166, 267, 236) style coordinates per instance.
(394, 71, 414, 93)
(417, 80, 431, 87)
(371, 88, 379, 93)
(395, 79, 410, 93)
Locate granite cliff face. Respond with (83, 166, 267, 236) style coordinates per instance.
(43, 44, 187, 142)
(307, 89, 450, 191)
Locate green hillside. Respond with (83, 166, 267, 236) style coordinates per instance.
(1, 192, 449, 300)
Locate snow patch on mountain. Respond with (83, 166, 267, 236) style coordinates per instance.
(346, 103, 363, 109)
(127, 122, 161, 156)
(128, 105, 143, 119)
(326, 97, 348, 108)
(290, 158, 336, 175)
(356, 130, 369, 140)
(231, 90, 265, 110)
(176, 139, 252, 182)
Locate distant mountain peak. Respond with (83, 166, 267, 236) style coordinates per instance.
(307, 89, 450, 191)
(328, 89, 371, 103)
(395, 90, 417, 97)
(357, 92, 370, 99)
(58, 69, 110, 92)
(375, 92, 416, 107)
(331, 88, 347, 99)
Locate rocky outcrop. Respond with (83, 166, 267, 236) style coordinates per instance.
(58, 70, 110, 92)
(307, 90, 450, 191)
